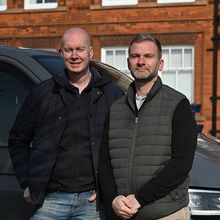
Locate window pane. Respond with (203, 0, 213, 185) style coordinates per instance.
(0, 0, 6, 5)
(0, 0, 7, 10)
(115, 50, 126, 68)
(184, 49, 192, 67)
(101, 47, 130, 78)
(161, 70, 176, 88)
(106, 51, 113, 66)
(171, 49, 182, 68)
(162, 49, 169, 68)
(178, 70, 193, 102)
(0, 71, 29, 147)
(162, 45, 194, 103)
(30, 0, 38, 3)
(24, 0, 57, 9)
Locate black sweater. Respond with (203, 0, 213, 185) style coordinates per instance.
(99, 98, 197, 207)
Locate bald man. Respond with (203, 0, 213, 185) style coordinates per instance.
(8, 28, 124, 220)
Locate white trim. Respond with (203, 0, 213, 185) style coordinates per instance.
(0, 5, 7, 10)
(158, 0, 195, 3)
(102, 0, 138, 6)
(24, 0, 57, 10)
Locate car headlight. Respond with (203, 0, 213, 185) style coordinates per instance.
(189, 189, 220, 215)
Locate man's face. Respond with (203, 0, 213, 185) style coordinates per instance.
(61, 31, 93, 75)
(127, 41, 164, 82)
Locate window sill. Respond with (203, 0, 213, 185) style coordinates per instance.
(90, 0, 206, 10)
(0, 6, 67, 14)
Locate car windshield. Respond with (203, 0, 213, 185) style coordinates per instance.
(32, 55, 65, 75)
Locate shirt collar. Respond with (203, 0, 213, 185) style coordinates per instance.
(135, 93, 147, 110)
(64, 70, 94, 97)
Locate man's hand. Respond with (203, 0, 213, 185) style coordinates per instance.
(24, 187, 35, 205)
(126, 194, 141, 210)
(88, 192, 97, 202)
(112, 195, 138, 219)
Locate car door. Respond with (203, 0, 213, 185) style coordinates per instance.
(0, 61, 36, 220)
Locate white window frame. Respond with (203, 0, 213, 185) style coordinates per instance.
(0, 0, 7, 11)
(161, 45, 195, 103)
(101, 46, 131, 77)
(158, 0, 195, 3)
(24, 0, 57, 10)
(102, 0, 138, 6)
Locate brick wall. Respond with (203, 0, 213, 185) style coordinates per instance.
(0, 0, 219, 135)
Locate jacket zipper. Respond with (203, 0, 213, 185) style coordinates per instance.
(73, 88, 95, 191)
(128, 111, 139, 193)
(72, 96, 80, 191)
(36, 107, 66, 204)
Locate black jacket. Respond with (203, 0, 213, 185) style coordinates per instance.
(8, 66, 124, 205)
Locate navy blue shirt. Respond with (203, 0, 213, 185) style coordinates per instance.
(64, 71, 94, 97)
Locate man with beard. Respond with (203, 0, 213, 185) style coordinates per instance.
(98, 33, 197, 220)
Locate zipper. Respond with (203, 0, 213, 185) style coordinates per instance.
(36, 107, 66, 204)
(128, 110, 139, 193)
(72, 88, 95, 191)
(127, 95, 148, 193)
(72, 96, 81, 191)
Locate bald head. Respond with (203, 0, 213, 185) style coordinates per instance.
(62, 28, 91, 49)
(60, 27, 93, 76)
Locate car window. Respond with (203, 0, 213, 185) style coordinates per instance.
(0, 63, 34, 147)
(32, 55, 65, 75)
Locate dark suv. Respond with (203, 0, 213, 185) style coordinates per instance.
(0, 46, 220, 220)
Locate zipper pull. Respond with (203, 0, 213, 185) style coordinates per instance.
(135, 117, 138, 124)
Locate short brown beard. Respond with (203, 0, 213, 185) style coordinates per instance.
(131, 70, 157, 83)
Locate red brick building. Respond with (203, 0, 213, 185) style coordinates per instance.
(0, 0, 219, 136)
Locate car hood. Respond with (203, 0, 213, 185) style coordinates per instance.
(190, 134, 220, 189)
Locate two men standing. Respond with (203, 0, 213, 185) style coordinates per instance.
(9, 28, 197, 220)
